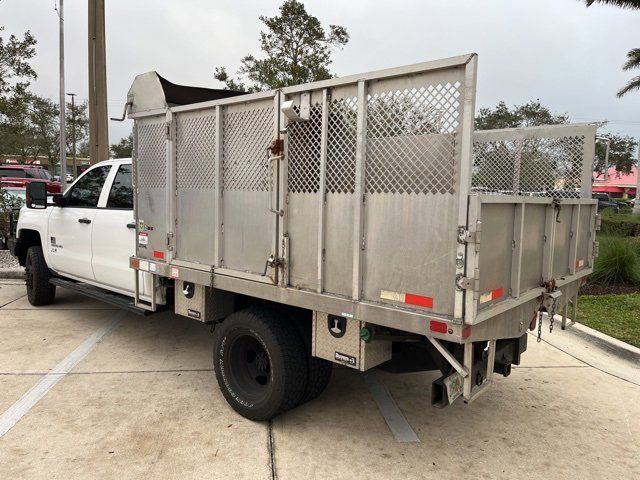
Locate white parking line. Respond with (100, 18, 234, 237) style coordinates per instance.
(0, 310, 125, 438)
(364, 370, 420, 443)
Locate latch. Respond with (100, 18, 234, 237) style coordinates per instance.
(262, 254, 285, 276)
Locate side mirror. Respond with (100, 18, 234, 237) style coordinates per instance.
(26, 182, 47, 209)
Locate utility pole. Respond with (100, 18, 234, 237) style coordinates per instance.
(66, 93, 77, 178)
(88, 0, 109, 164)
(57, 0, 67, 190)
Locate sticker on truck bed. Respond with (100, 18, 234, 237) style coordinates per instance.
(380, 290, 433, 308)
(138, 232, 148, 246)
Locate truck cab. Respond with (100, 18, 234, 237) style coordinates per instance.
(10, 158, 148, 303)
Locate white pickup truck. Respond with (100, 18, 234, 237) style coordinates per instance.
(9, 158, 151, 307)
(9, 56, 599, 422)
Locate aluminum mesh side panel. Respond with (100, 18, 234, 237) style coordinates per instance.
(176, 111, 216, 189)
(175, 109, 217, 265)
(327, 96, 357, 194)
(287, 104, 322, 194)
(223, 106, 274, 192)
(365, 81, 462, 195)
(136, 118, 166, 189)
(472, 126, 593, 198)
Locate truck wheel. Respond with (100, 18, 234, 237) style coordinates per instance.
(300, 357, 332, 405)
(25, 246, 56, 306)
(213, 307, 308, 421)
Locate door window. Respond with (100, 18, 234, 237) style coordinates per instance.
(66, 165, 111, 207)
(106, 164, 133, 209)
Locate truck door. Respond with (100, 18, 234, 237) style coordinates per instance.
(47, 165, 112, 281)
(91, 163, 136, 293)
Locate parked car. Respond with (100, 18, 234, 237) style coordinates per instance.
(0, 165, 61, 194)
(592, 193, 620, 213)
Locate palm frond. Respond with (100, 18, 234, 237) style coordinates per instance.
(622, 48, 640, 71)
(585, 0, 640, 8)
(617, 75, 640, 97)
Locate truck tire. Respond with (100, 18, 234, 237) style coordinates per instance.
(300, 357, 332, 405)
(213, 307, 308, 421)
(25, 246, 56, 306)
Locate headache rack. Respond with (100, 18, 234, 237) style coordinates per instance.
(125, 53, 598, 400)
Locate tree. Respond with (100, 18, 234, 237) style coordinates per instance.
(617, 48, 640, 97)
(585, 0, 640, 7)
(214, 0, 349, 91)
(28, 94, 59, 164)
(110, 133, 133, 158)
(594, 133, 638, 175)
(584, 1, 640, 97)
(65, 99, 89, 157)
(475, 100, 569, 130)
(0, 26, 37, 102)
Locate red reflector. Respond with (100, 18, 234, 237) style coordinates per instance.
(153, 250, 164, 259)
(405, 293, 433, 308)
(429, 320, 448, 334)
(491, 287, 504, 300)
(131, 259, 139, 268)
(462, 325, 471, 339)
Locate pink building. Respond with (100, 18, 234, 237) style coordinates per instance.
(592, 167, 638, 199)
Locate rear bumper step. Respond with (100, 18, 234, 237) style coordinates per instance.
(50, 277, 152, 316)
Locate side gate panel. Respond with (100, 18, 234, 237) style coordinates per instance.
(221, 98, 276, 276)
(175, 108, 217, 266)
(285, 86, 358, 297)
(285, 91, 323, 290)
(134, 115, 168, 261)
(362, 68, 468, 317)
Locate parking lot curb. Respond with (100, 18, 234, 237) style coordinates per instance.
(0, 268, 25, 280)
(553, 314, 640, 364)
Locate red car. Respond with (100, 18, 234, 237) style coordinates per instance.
(0, 165, 61, 194)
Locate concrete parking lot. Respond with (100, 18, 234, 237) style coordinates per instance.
(0, 279, 638, 480)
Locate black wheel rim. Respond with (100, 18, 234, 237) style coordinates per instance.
(227, 334, 272, 400)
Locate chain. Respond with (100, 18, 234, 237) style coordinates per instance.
(549, 297, 558, 334)
(537, 309, 543, 343)
(537, 296, 558, 343)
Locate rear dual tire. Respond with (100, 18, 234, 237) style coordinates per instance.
(213, 307, 308, 421)
(212, 307, 332, 421)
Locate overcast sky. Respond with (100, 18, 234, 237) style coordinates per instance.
(2, 0, 639, 146)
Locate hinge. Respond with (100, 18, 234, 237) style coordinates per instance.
(361, 236, 366, 251)
(166, 232, 174, 251)
(457, 221, 481, 245)
(593, 241, 599, 258)
(595, 214, 601, 231)
(166, 123, 171, 139)
(456, 269, 479, 292)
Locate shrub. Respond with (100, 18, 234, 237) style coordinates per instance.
(599, 210, 640, 237)
(591, 236, 640, 285)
